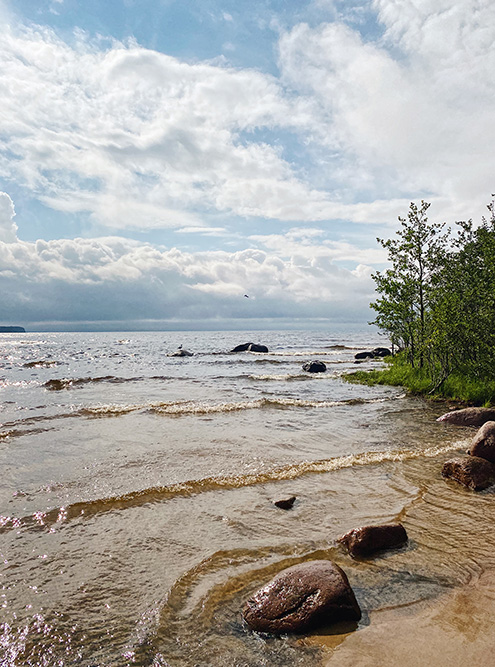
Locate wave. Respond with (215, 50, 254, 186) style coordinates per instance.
(0, 440, 466, 533)
(43, 375, 175, 390)
(23, 360, 61, 368)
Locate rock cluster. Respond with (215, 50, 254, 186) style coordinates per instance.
(354, 347, 391, 361)
(231, 342, 269, 353)
(441, 416, 495, 491)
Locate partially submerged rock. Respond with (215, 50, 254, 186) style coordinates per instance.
(338, 524, 408, 557)
(231, 342, 268, 353)
(469, 421, 495, 464)
(243, 560, 361, 634)
(302, 360, 327, 373)
(354, 351, 375, 360)
(372, 347, 392, 357)
(441, 456, 495, 491)
(169, 348, 193, 357)
(273, 496, 296, 510)
(437, 407, 495, 427)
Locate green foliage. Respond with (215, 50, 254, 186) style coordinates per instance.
(368, 199, 495, 404)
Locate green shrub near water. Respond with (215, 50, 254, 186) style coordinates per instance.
(345, 354, 495, 406)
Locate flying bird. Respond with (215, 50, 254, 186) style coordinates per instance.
(244, 294, 250, 298)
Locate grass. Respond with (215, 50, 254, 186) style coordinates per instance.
(344, 355, 495, 406)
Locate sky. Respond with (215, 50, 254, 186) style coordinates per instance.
(0, 0, 493, 331)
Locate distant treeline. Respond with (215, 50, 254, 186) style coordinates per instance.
(0, 326, 26, 333)
(369, 199, 495, 403)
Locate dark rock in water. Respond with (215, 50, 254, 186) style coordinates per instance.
(231, 342, 268, 353)
(469, 422, 495, 464)
(354, 351, 375, 360)
(338, 524, 408, 557)
(437, 407, 495, 427)
(0, 326, 25, 333)
(243, 560, 361, 634)
(442, 456, 495, 491)
(231, 342, 253, 352)
(169, 349, 193, 357)
(248, 343, 268, 353)
(302, 360, 327, 373)
(274, 496, 296, 510)
(372, 347, 391, 357)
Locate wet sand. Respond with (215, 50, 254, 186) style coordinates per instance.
(314, 569, 495, 666)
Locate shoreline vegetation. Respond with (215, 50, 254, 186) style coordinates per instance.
(346, 199, 495, 407)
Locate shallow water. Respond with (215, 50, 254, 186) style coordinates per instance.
(0, 330, 493, 666)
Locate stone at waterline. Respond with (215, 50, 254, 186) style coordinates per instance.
(302, 360, 327, 373)
(441, 456, 495, 491)
(354, 351, 375, 360)
(169, 349, 193, 357)
(437, 407, 495, 427)
(273, 496, 296, 510)
(338, 523, 408, 557)
(372, 347, 392, 357)
(468, 421, 495, 464)
(243, 560, 361, 634)
(230, 342, 269, 353)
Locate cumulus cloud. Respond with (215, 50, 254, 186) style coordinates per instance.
(0, 192, 18, 243)
(278, 0, 495, 221)
(0, 219, 375, 325)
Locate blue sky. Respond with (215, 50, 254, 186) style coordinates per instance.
(0, 0, 493, 330)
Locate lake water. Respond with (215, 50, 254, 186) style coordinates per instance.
(1, 330, 494, 666)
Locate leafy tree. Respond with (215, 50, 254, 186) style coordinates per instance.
(370, 201, 449, 367)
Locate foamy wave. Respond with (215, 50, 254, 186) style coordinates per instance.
(0, 440, 466, 533)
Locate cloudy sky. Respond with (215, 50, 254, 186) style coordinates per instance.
(0, 0, 493, 331)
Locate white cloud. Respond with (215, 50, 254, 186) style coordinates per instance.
(277, 2, 495, 221)
(0, 215, 375, 324)
(0, 192, 18, 243)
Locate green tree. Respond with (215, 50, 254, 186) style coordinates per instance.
(370, 201, 448, 367)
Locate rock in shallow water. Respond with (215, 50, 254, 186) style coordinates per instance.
(302, 360, 327, 373)
(273, 496, 296, 510)
(437, 407, 495, 427)
(338, 524, 408, 557)
(442, 456, 495, 491)
(469, 421, 495, 464)
(243, 560, 361, 634)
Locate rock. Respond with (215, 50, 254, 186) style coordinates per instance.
(243, 560, 361, 634)
(169, 349, 193, 357)
(441, 456, 495, 491)
(372, 347, 392, 357)
(354, 351, 375, 360)
(469, 421, 495, 463)
(248, 343, 268, 353)
(437, 407, 495, 427)
(338, 524, 408, 557)
(274, 496, 296, 510)
(230, 342, 268, 353)
(302, 360, 327, 373)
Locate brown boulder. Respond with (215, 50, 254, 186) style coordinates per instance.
(468, 421, 495, 464)
(243, 560, 361, 634)
(441, 456, 495, 491)
(338, 524, 408, 557)
(437, 407, 495, 427)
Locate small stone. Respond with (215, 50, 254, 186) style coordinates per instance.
(274, 496, 296, 510)
(338, 524, 408, 557)
(442, 456, 495, 491)
(243, 560, 361, 634)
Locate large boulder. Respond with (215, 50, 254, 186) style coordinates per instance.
(243, 560, 361, 634)
(302, 360, 327, 373)
(437, 407, 495, 427)
(338, 524, 408, 557)
(468, 421, 495, 464)
(441, 456, 495, 491)
(231, 342, 268, 353)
